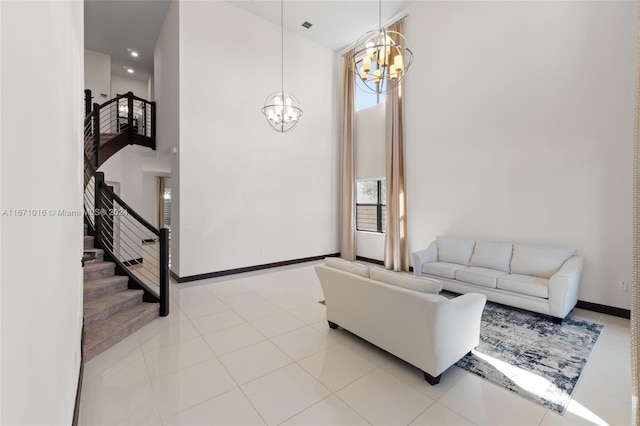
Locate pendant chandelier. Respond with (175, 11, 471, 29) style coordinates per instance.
(351, 0, 413, 94)
(262, 0, 302, 132)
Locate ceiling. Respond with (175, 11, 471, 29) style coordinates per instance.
(84, 0, 415, 82)
(85, 0, 171, 82)
(228, 1, 415, 51)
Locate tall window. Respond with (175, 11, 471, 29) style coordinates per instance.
(356, 180, 386, 233)
(355, 59, 386, 112)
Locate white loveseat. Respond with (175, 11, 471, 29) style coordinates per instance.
(315, 257, 487, 385)
(412, 237, 583, 322)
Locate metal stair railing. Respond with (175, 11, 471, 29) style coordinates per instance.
(83, 92, 168, 317)
(83, 89, 156, 173)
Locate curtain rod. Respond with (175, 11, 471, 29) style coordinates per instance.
(337, 12, 410, 56)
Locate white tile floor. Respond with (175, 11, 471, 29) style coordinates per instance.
(79, 262, 632, 426)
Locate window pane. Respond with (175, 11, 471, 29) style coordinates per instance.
(356, 205, 378, 232)
(356, 181, 378, 204)
(354, 60, 386, 112)
(356, 88, 385, 112)
(380, 180, 387, 205)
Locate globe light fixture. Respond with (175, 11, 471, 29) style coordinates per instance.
(351, 0, 413, 94)
(261, 0, 302, 132)
(262, 92, 302, 132)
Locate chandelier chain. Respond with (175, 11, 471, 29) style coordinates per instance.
(261, 0, 303, 132)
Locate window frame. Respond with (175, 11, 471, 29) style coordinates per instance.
(356, 179, 386, 234)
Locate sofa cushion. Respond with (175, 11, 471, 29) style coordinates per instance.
(370, 267, 442, 294)
(324, 257, 370, 278)
(423, 262, 466, 279)
(470, 241, 513, 273)
(497, 274, 549, 299)
(437, 237, 476, 266)
(510, 244, 576, 279)
(455, 267, 507, 289)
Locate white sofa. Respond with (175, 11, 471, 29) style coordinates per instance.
(315, 258, 487, 385)
(412, 237, 583, 322)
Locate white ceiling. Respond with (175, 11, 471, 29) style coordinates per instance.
(85, 0, 171, 82)
(229, 1, 415, 51)
(84, 0, 415, 82)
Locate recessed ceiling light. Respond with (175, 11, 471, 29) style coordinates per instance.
(127, 68, 134, 74)
(131, 51, 138, 57)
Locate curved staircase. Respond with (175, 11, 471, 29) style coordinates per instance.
(82, 91, 168, 362)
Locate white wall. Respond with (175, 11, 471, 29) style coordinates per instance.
(0, 3, 4, 420)
(111, 74, 150, 100)
(1, 1, 84, 423)
(404, 1, 636, 309)
(357, 231, 385, 261)
(154, 0, 180, 274)
(176, 0, 339, 277)
(141, 172, 161, 228)
(148, 75, 154, 102)
(84, 48, 111, 105)
(98, 145, 171, 225)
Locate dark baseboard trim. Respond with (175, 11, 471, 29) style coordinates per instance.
(174, 253, 341, 283)
(122, 258, 143, 267)
(576, 300, 630, 319)
(170, 269, 180, 282)
(72, 324, 84, 426)
(72, 360, 84, 426)
(355, 256, 384, 266)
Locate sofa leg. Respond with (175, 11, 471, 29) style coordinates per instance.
(552, 317, 563, 325)
(423, 372, 441, 385)
(328, 321, 339, 329)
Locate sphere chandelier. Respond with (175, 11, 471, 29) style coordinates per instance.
(261, 0, 302, 132)
(351, 1, 413, 94)
(262, 92, 302, 133)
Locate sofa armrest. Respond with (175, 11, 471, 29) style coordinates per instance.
(548, 256, 584, 318)
(428, 293, 487, 375)
(412, 241, 438, 277)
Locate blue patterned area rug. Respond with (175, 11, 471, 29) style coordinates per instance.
(444, 292, 603, 414)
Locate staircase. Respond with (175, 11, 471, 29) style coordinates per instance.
(82, 90, 168, 362)
(83, 234, 158, 361)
